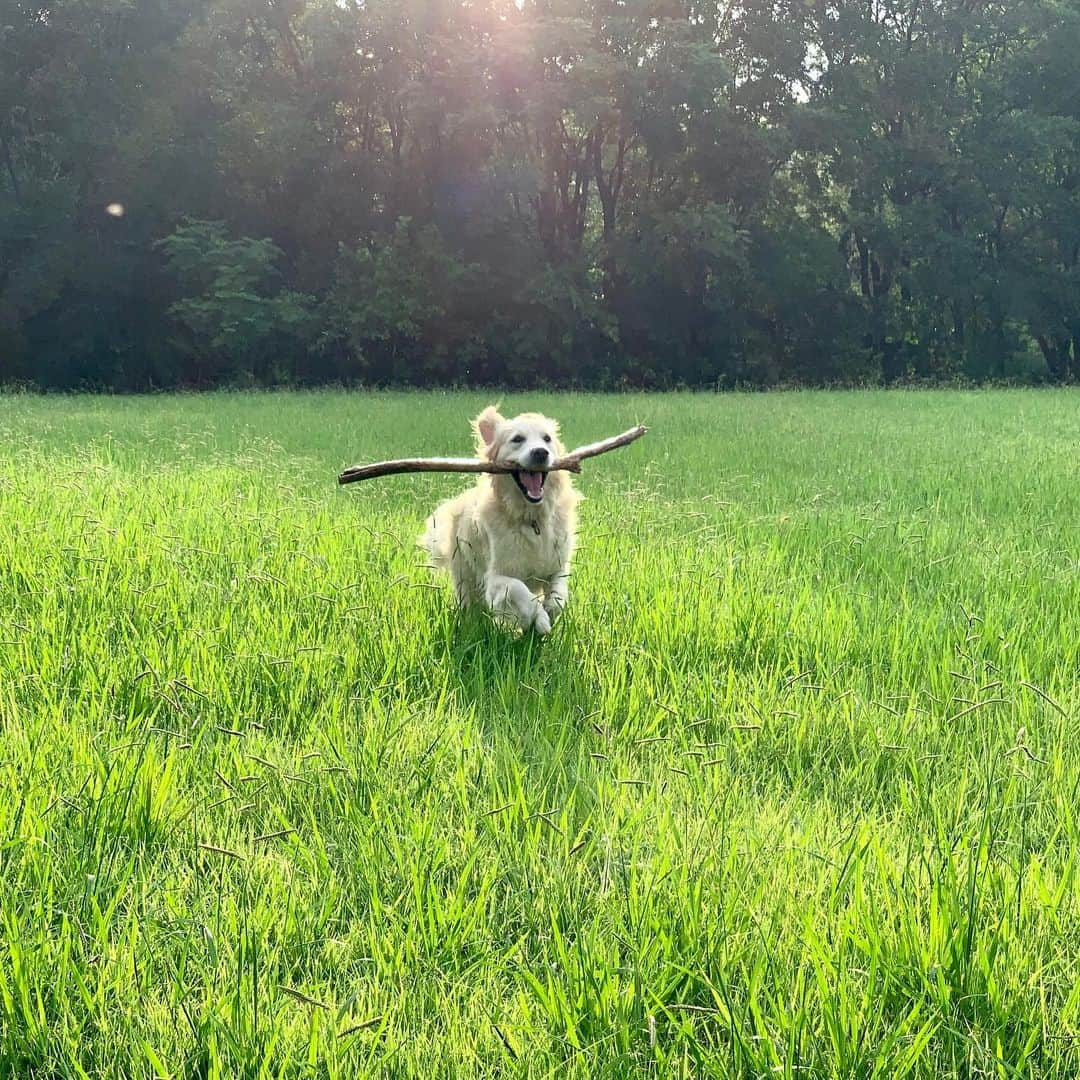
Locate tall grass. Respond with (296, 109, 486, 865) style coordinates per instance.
(0, 389, 1077, 1078)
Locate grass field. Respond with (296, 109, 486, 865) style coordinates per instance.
(0, 389, 1078, 1078)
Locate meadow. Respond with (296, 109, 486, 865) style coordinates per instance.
(0, 388, 1077, 1079)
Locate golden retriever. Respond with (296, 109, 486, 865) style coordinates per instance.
(420, 406, 580, 634)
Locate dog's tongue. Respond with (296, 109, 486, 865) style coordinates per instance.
(520, 471, 544, 499)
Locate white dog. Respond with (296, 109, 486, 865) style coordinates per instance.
(421, 406, 580, 634)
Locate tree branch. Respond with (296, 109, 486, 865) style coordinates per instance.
(338, 425, 648, 485)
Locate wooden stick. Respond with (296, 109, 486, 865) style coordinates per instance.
(338, 424, 647, 485)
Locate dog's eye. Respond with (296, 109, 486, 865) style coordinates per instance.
(511, 435, 525, 444)
(543, 434, 552, 443)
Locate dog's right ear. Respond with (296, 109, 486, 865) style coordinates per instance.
(472, 406, 503, 453)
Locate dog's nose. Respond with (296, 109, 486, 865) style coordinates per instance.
(529, 446, 550, 466)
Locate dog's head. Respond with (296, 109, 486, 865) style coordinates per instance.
(473, 405, 566, 506)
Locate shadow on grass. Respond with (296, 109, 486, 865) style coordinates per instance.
(441, 609, 597, 713)
(433, 607, 604, 809)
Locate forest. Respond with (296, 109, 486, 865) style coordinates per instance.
(2, 0, 1079, 389)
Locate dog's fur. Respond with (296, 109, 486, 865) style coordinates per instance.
(421, 406, 580, 634)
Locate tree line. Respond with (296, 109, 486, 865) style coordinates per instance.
(2, 0, 1079, 390)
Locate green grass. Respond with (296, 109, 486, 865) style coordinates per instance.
(0, 388, 1078, 1078)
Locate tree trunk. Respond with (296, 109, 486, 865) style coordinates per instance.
(856, 236, 871, 298)
(0, 135, 20, 203)
(591, 126, 626, 304)
(1035, 334, 1071, 382)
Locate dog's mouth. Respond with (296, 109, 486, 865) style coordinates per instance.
(511, 470, 546, 504)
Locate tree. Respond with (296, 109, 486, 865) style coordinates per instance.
(3, 0, 1079, 389)
(156, 220, 316, 385)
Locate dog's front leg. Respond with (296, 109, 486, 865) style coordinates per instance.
(543, 570, 570, 625)
(485, 574, 551, 635)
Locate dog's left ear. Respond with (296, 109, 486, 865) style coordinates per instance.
(472, 405, 503, 452)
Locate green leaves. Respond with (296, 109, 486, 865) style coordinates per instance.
(157, 220, 317, 384)
(4, 0, 1080, 387)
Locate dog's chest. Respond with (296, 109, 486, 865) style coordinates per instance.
(490, 519, 565, 581)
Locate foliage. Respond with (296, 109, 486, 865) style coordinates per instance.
(156, 220, 317, 385)
(2, 0, 1080, 387)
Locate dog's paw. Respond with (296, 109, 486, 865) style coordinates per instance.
(531, 606, 552, 636)
(543, 596, 566, 624)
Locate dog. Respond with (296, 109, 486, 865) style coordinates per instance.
(421, 406, 581, 634)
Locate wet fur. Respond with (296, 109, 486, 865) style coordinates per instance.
(421, 407, 581, 634)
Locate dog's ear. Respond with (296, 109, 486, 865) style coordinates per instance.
(472, 405, 503, 453)
(548, 418, 566, 455)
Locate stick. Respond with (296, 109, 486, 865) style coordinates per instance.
(338, 424, 647, 485)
